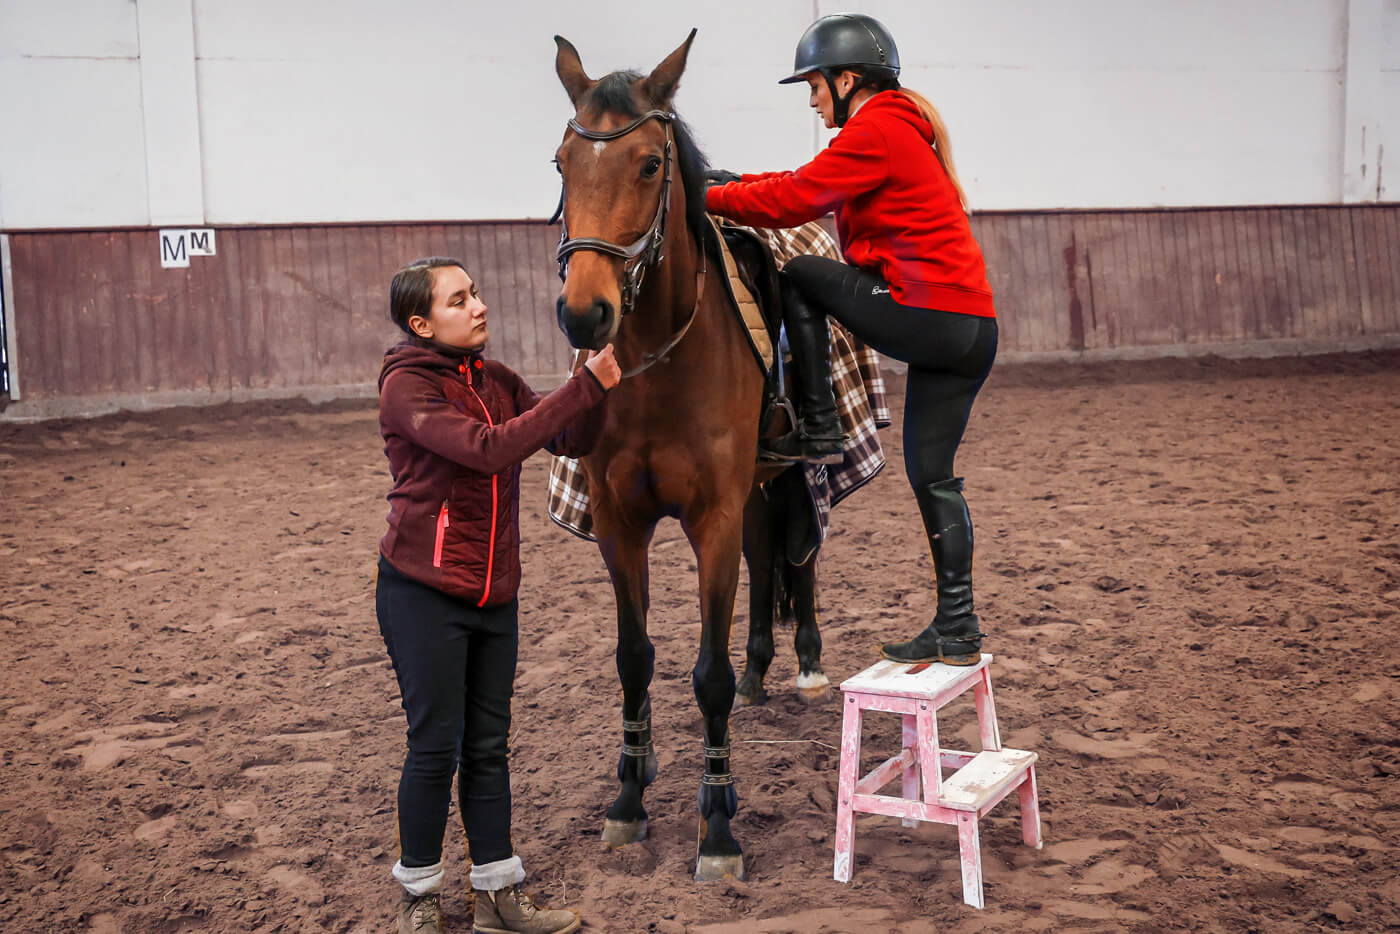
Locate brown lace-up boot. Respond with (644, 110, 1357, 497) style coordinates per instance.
(472, 886, 580, 934)
(398, 891, 444, 934)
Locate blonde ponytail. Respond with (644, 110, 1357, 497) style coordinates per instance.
(899, 88, 970, 214)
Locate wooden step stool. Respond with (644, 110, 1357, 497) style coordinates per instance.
(833, 654, 1041, 908)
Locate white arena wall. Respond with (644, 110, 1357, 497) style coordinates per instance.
(1, 0, 1395, 231)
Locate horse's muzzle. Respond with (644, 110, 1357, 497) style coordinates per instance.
(557, 295, 615, 350)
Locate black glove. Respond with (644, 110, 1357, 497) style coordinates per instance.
(704, 169, 742, 188)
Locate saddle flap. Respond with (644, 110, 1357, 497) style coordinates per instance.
(705, 215, 778, 374)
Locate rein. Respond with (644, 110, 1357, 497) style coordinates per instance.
(553, 108, 706, 379)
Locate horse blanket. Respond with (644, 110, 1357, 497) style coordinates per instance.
(547, 218, 890, 545)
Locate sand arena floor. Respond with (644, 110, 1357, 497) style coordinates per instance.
(2, 351, 1398, 933)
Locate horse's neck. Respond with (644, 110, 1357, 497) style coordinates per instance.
(619, 226, 703, 358)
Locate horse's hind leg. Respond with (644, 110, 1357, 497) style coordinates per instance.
(687, 510, 746, 882)
(737, 487, 775, 706)
(790, 557, 830, 698)
(598, 527, 657, 848)
(771, 466, 828, 698)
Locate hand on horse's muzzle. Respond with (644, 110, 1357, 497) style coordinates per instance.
(704, 169, 741, 188)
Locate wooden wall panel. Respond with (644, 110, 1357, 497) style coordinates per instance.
(4, 206, 1398, 405)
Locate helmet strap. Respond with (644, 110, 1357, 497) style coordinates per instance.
(823, 69, 898, 127)
(823, 70, 855, 127)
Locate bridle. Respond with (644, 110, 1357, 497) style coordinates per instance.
(550, 109, 705, 379)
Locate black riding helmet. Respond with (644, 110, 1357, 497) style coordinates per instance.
(779, 13, 901, 127)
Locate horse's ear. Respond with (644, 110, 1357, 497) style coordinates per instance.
(554, 35, 595, 106)
(641, 28, 696, 108)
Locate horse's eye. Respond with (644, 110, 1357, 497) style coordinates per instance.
(641, 157, 662, 179)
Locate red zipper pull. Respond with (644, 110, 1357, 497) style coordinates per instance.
(433, 499, 449, 569)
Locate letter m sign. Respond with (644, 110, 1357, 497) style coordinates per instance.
(160, 230, 189, 268)
(159, 229, 215, 269)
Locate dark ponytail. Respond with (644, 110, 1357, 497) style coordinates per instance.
(388, 257, 469, 334)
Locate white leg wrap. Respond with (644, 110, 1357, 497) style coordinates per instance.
(393, 860, 444, 897)
(469, 854, 525, 891)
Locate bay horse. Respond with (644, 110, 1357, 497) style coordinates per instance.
(551, 31, 829, 881)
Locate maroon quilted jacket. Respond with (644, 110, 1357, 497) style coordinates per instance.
(377, 340, 606, 606)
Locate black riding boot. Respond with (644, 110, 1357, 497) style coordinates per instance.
(761, 283, 845, 465)
(881, 477, 984, 665)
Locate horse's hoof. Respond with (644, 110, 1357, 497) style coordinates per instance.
(735, 688, 768, 707)
(796, 671, 830, 700)
(694, 853, 746, 882)
(601, 818, 648, 848)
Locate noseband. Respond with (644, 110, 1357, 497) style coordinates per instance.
(551, 108, 706, 379)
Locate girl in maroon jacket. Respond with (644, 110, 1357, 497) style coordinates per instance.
(376, 257, 617, 934)
(705, 14, 997, 667)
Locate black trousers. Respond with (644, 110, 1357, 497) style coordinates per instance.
(376, 556, 517, 868)
(783, 255, 998, 487)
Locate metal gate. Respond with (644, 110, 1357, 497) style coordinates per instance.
(0, 233, 11, 399)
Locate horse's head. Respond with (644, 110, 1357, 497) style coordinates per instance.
(552, 31, 697, 350)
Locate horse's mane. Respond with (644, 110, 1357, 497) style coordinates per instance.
(586, 71, 712, 249)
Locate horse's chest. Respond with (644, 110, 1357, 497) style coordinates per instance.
(591, 443, 715, 514)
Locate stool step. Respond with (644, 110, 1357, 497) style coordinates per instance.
(839, 654, 992, 701)
(939, 748, 1037, 812)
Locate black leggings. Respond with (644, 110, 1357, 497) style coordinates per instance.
(376, 556, 518, 868)
(784, 255, 998, 487)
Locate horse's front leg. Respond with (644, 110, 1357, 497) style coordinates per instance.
(686, 505, 746, 881)
(737, 486, 775, 706)
(597, 522, 658, 848)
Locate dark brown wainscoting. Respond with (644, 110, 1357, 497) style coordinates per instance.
(3, 206, 1397, 412)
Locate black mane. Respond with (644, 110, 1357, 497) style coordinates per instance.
(585, 71, 712, 248)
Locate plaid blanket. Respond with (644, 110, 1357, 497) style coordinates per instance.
(547, 217, 890, 544)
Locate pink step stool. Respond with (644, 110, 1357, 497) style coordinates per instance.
(834, 654, 1041, 908)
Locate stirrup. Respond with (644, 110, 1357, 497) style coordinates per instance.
(760, 427, 845, 465)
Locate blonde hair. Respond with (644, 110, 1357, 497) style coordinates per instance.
(898, 88, 970, 214)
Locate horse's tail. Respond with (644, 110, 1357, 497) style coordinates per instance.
(772, 547, 797, 627)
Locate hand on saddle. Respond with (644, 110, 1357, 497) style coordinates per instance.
(704, 169, 742, 188)
(584, 343, 621, 390)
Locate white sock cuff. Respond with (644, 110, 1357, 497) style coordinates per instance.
(393, 860, 444, 897)
(469, 855, 525, 891)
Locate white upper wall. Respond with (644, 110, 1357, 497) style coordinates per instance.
(848, 0, 1350, 209)
(191, 0, 815, 224)
(0, 0, 1395, 229)
(1379, 0, 1399, 200)
(0, 1, 148, 228)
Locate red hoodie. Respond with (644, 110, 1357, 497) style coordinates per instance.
(378, 340, 606, 606)
(705, 90, 994, 317)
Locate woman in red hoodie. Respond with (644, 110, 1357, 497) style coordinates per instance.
(376, 256, 618, 934)
(705, 13, 997, 667)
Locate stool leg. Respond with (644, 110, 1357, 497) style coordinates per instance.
(900, 713, 919, 828)
(1018, 764, 1043, 849)
(956, 812, 984, 909)
(973, 667, 1002, 751)
(833, 694, 862, 882)
(916, 702, 941, 803)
